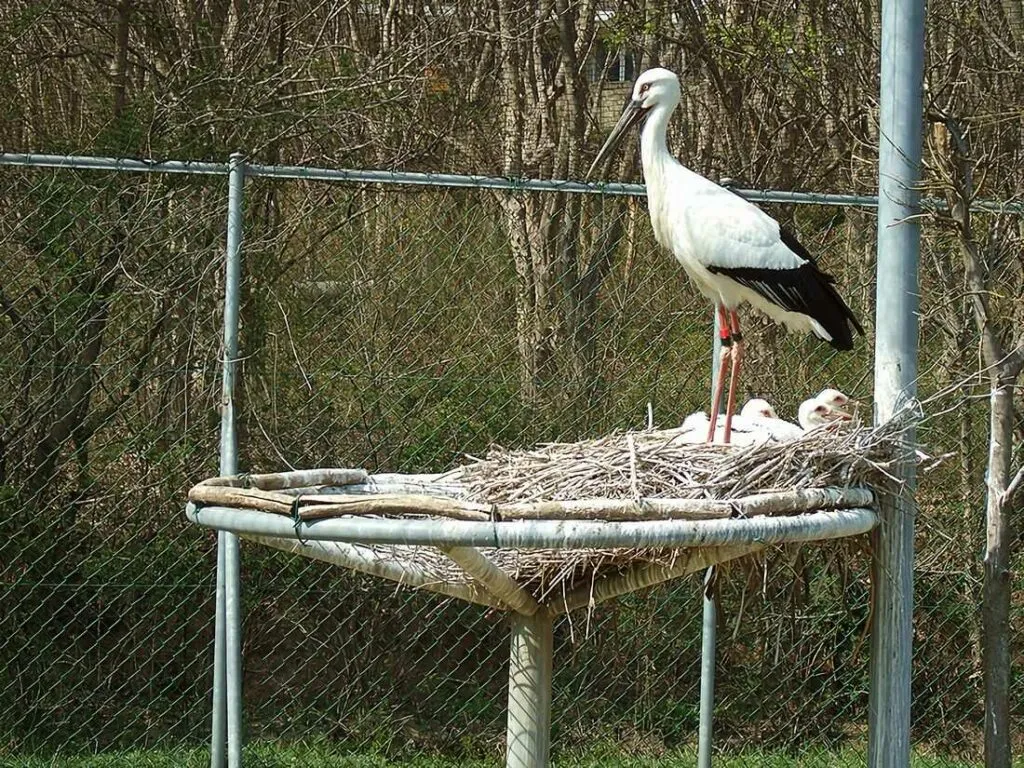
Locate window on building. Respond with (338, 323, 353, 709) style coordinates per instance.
(592, 42, 637, 83)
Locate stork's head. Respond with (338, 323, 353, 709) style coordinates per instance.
(740, 398, 778, 420)
(630, 68, 682, 111)
(586, 68, 681, 181)
(815, 388, 859, 420)
(798, 398, 853, 431)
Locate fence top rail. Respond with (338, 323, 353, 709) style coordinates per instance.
(1, 151, 1021, 214)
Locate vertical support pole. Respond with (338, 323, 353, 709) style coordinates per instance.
(506, 610, 553, 768)
(869, 0, 923, 765)
(211, 539, 227, 768)
(697, 309, 722, 768)
(211, 152, 246, 768)
(697, 566, 717, 768)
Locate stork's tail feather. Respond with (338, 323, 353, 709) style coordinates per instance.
(815, 269, 864, 351)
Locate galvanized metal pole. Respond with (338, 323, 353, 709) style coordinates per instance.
(506, 610, 553, 768)
(697, 566, 716, 768)
(216, 152, 246, 768)
(868, 0, 923, 765)
(210, 540, 227, 768)
(697, 310, 722, 768)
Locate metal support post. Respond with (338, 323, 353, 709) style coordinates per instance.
(506, 610, 553, 768)
(697, 309, 723, 767)
(211, 538, 226, 767)
(698, 566, 717, 768)
(868, 0, 924, 765)
(211, 152, 247, 768)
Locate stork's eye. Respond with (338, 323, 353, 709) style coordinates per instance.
(639, 83, 650, 94)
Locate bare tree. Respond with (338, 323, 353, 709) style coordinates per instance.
(931, 112, 1024, 768)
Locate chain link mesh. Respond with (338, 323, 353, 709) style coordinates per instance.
(0, 164, 1019, 766)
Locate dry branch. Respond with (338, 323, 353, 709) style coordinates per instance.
(296, 494, 492, 521)
(188, 485, 295, 515)
(195, 468, 368, 490)
(496, 487, 874, 521)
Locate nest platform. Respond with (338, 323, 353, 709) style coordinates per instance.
(185, 420, 920, 615)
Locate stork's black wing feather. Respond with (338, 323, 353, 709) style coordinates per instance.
(708, 235, 864, 352)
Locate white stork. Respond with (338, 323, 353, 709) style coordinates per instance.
(587, 68, 863, 445)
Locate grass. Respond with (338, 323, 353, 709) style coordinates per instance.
(1, 742, 1012, 768)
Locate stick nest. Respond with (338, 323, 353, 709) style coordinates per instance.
(447, 411, 922, 505)
(192, 407, 931, 606)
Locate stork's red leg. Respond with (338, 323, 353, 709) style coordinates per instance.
(707, 304, 731, 443)
(722, 310, 744, 444)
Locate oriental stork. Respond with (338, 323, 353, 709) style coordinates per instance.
(587, 68, 863, 444)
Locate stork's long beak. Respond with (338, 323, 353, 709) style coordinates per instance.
(828, 408, 854, 422)
(586, 99, 647, 181)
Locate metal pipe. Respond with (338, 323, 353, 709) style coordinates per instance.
(187, 503, 876, 549)
(220, 152, 247, 768)
(506, 610, 553, 767)
(868, 0, 923, 765)
(2, 151, 1019, 213)
(441, 547, 542, 615)
(0, 152, 227, 175)
(698, 308, 724, 768)
(245, 536, 507, 610)
(549, 544, 761, 616)
(697, 566, 717, 768)
(210, 535, 226, 768)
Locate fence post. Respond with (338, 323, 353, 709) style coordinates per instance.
(697, 565, 717, 768)
(697, 311, 722, 768)
(211, 540, 227, 768)
(868, 0, 924, 765)
(506, 610, 553, 768)
(211, 151, 247, 768)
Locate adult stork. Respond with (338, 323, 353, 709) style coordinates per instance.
(587, 68, 863, 444)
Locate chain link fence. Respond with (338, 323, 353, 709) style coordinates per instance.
(0, 158, 1019, 766)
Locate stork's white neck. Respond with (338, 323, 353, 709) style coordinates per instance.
(640, 102, 676, 181)
(638, 100, 680, 248)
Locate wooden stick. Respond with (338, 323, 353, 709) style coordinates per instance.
(194, 468, 369, 490)
(496, 498, 732, 521)
(296, 494, 492, 522)
(441, 547, 541, 616)
(188, 485, 296, 515)
(497, 486, 873, 522)
(549, 544, 764, 616)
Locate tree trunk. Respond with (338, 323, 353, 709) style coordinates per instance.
(983, 379, 1014, 768)
(110, 0, 132, 119)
